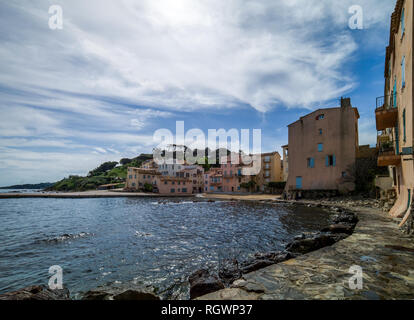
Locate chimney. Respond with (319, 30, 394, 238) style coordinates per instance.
(341, 97, 352, 108)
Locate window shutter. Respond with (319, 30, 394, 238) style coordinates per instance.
(401, 8, 405, 38)
(393, 78, 397, 107)
(333, 155, 336, 167)
(326, 156, 329, 167)
(402, 56, 405, 88)
(311, 158, 314, 168)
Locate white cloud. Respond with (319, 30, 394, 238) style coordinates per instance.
(0, 0, 394, 113)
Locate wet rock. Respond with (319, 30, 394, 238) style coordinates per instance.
(321, 223, 355, 235)
(285, 233, 338, 255)
(219, 259, 241, 286)
(240, 251, 293, 274)
(82, 284, 159, 300)
(0, 285, 70, 300)
(332, 211, 358, 224)
(189, 269, 225, 300)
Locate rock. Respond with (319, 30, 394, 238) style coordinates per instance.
(285, 233, 338, 255)
(218, 259, 241, 286)
(0, 285, 70, 300)
(82, 284, 159, 300)
(332, 212, 358, 225)
(113, 289, 159, 300)
(240, 251, 293, 274)
(321, 223, 355, 235)
(189, 269, 225, 300)
(240, 259, 275, 274)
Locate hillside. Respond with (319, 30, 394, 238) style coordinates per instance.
(47, 154, 153, 192)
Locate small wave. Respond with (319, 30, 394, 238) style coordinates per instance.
(135, 231, 152, 237)
(35, 232, 94, 244)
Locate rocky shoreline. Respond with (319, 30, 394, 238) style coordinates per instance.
(188, 206, 359, 299)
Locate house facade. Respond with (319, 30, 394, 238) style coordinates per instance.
(157, 176, 193, 195)
(177, 165, 205, 193)
(126, 168, 161, 191)
(285, 98, 359, 195)
(253, 152, 283, 192)
(376, 0, 413, 219)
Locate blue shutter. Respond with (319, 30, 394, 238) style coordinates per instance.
(333, 155, 336, 167)
(403, 109, 406, 142)
(393, 78, 397, 107)
(326, 156, 329, 167)
(402, 56, 405, 88)
(311, 158, 315, 168)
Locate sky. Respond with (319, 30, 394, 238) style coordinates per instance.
(0, 0, 397, 186)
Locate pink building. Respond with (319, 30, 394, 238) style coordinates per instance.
(205, 168, 223, 192)
(157, 176, 193, 195)
(221, 157, 242, 193)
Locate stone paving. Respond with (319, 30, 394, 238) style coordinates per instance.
(199, 205, 414, 300)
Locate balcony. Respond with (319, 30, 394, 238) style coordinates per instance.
(375, 95, 398, 131)
(377, 140, 401, 167)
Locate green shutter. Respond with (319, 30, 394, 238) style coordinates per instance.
(333, 155, 336, 167)
(326, 156, 329, 167)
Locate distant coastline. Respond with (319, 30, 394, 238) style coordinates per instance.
(0, 182, 55, 190)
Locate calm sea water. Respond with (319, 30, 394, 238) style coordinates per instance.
(0, 197, 332, 299)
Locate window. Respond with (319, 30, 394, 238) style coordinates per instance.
(401, 7, 405, 39)
(316, 114, 325, 120)
(170, 188, 175, 193)
(402, 56, 406, 88)
(164, 181, 168, 185)
(318, 143, 323, 152)
(129, 175, 132, 179)
(319, 129, 323, 135)
(132, 183, 136, 187)
(326, 155, 336, 167)
(182, 188, 187, 193)
(342, 172, 347, 178)
(307, 158, 315, 168)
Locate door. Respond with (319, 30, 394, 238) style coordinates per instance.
(296, 177, 303, 189)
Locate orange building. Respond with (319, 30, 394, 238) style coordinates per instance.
(285, 98, 359, 195)
(376, 0, 413, 223)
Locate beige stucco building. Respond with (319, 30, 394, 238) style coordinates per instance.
(285, 98, 359, 195)
(253, 152, 283, 192)
(126, 168, 161, 191)
(376, 0, 413, 222)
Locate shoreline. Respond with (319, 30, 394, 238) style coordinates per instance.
(0, 190, 195, 199)
(197, 199, 414, 300)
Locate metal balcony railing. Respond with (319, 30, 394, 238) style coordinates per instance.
(376, 94, 397, 111)
(378, 140, 397, 156)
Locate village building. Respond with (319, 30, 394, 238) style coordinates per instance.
(376, 0, 413, 221)
(125, 168, 161, 192)
(205, 167, 223, 193)
(285, 98, 360, 196)
(157, 176, 193, 195)
(252, 152, 284, 192)
(177, 165, 204, 193)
